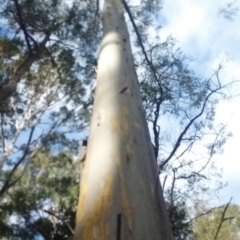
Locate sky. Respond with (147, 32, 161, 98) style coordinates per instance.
(159, 0, 240, 204)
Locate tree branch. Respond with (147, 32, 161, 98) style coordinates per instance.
(152, 96, 161, 158)
(181, 203, 228, 227)
(13, 0, 32, 53)
(0, 126, 35, 197)
(214, 197, 233, 240)
(43, 209, 74, 235)
(122, 0, 164, 98)
(0, 112, 5, 153)
(160, 78, 234, 169)
(0, 34, 50, 102)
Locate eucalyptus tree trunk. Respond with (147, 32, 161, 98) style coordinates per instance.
(74, 0, 173, 239)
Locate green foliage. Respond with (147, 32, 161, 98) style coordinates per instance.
(0, 37, 22, 57)
(0, 2, 99, 238)
(0, 0, 99, 193)
(0, 150, 79, 239)
(193, 203, 240, 240)
(166, 201, 193, 240)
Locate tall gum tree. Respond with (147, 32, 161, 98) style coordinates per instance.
(74, 0, 173, 239)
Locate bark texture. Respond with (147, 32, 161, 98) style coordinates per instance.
(74, 0, 173, 239)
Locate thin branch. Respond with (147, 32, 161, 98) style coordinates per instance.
(13, 0, 32, 53)
(175, 140, 195, 163)
(214, 197, 233, 240)
(181, 203, 228, 227)
(160, 79, 233, 169)
(94, 0, 100, 23)
(43, 209, 74, 235)
(162, 175, 168, 192)
(0, 126, 35, 197)
(43, 47, 65, 84)
(175, 129, 223, 181)
(176, 172, 209, 181)
(194, 129, 223, 176)
(170, 169, 176, 207)
(0, 112, 5, 153)
(152, 96, 161, 158)
(122, 0, 164, 98)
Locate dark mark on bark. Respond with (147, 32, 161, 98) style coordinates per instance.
(119, 86, 128, 94)
(117, 213, 122, 240)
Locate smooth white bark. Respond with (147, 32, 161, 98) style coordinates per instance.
(74, 0, 173, 239)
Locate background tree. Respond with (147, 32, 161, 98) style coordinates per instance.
(0, 150, 79, 239)
(0, 0, 100, 195)
(193, 199, 240, 240)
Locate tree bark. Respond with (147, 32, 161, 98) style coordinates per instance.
(74, 0, 173, 239)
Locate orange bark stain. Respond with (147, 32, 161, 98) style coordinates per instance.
(77, 173, 114, 240)
(77, 174, 88, 222)
(116, 155, 133, 232)
(121, 184, 133, 232)
(96, 85, 103, 94)
(109, 105, 129, 134)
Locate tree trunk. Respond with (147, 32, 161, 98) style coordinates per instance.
(74, 0, 173, 239)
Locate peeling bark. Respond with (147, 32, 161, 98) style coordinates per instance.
(74, 0, 173, 239)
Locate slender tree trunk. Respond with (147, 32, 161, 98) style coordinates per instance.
(74, 0, 173, 239)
